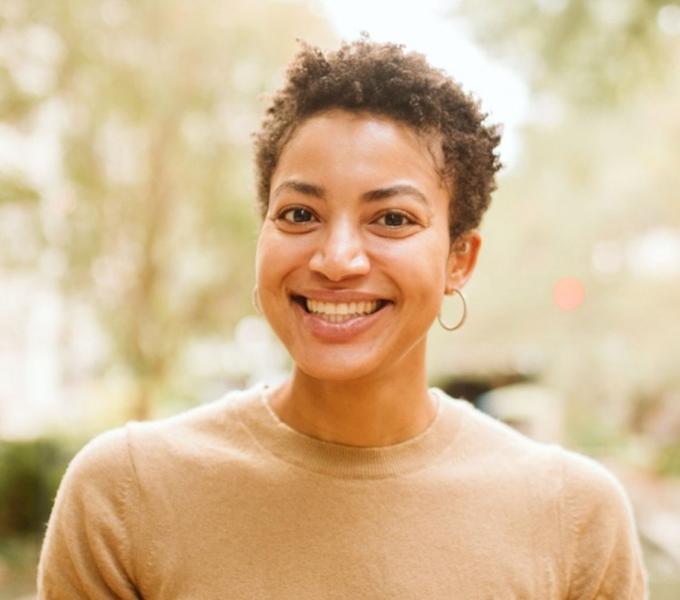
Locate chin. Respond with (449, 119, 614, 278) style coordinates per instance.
(293, 355, 383, 384)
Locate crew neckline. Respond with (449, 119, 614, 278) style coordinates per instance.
(236, 384, 464, 479)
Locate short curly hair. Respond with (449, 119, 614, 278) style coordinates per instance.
(253, 38, 502, 241)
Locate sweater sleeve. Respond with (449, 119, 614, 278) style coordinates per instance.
(561, 452, 648, 600)
(37, 427, 143, 599)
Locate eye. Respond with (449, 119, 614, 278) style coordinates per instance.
(278, 207, 318, 224)
(374, 211, 416, 228)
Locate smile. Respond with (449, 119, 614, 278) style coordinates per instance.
(291, 295, 390, 324)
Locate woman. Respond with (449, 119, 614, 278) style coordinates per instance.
(38, 40, 647, 598)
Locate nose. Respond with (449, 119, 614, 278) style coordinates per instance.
(308, 218, 370, 281)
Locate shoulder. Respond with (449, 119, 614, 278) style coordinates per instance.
(556, 448, 632, 508)
(438, 390, 561, 467)
(64, 385, 263, 485)
(555, 448, 639, 541)
(436, 390, 634, 505)
(125, 384, 262, 449)
(63, 426, 132, 489)
(436, 393, 646, 595)
(549, 447, 639, 543)
(442, 387, 637, 514)
(556, 450, 648, 596)
(543, 449, 646, 597)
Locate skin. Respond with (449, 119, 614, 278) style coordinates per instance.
(255, 109, 481, 447)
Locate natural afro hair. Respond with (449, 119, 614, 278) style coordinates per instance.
(253, 37, 502, 241)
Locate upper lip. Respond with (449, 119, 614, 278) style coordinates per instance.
(291, 289, 391, 303)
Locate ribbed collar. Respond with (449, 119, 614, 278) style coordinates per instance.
(236, 384, 464, 480)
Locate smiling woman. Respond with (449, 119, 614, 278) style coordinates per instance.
(37, 39, 647, 598)
(256, 110, 474, 404)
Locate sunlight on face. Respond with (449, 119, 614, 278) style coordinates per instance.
(255, 110, 475, 383)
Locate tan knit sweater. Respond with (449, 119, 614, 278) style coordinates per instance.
(37, 385, 647, 599)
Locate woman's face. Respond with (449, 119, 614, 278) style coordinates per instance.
(255, 109, 479, 382)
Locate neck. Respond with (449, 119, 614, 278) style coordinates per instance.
(267, 356, 438, 448)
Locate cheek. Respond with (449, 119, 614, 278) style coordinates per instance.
(254, 237, 267, 285)
(255, 228, 310, 291)
(371, 236, 449, 287)
(255, 229, 283, 289)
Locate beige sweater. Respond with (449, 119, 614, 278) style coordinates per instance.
(38, 385, 647, 599)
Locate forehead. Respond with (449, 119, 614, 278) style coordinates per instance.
(274, 109, 446, 188)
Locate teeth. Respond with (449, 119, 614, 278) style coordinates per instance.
(305, 298, 381, 320)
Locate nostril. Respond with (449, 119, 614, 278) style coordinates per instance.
(309, 252, 371, 280)
(308, 233, 371, 279)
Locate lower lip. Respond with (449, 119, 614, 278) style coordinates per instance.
(291, 300, 392, 343)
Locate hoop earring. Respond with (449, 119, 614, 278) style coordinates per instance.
(252, 286, 261, 314)
(437, 288, 467, 331)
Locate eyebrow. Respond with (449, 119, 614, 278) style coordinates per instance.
(272, 180, 325, 200)
(362, 184, 428, 207)
(272, 180, 430, 208)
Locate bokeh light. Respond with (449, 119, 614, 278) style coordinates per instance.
(553, 277, 585, 311)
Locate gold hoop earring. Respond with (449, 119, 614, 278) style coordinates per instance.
(437, 288, 467, 331)
(252, 286, 261, 314)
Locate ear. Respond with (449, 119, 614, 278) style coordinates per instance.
(445, 230, 482, 293)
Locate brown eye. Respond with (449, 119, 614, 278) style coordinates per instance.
(376, 211, 415, 227)
(280, 207, 317, 223)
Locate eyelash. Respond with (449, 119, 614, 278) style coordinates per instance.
(374, 210, 417, 227)
(274, 207, 418, 229)
(277, 206, 318, 224)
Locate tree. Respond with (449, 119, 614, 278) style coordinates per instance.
(456, 0, 680, 105)
(0, 0, 334, 421)
(432, 0, 680, 431)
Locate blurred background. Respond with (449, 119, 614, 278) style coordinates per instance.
(1, 0, 679, 597)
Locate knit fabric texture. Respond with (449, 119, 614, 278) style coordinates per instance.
(37, 385, 648, 599)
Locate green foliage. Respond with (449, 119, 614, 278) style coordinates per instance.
(0, 0, 334, 419)
(456, 0, 680, 106)
(0, 173, 39, 205)
(566, 415, 629, 456)
(0, 438, 79, 536)
(0, 534, 42, 599)
(656, 443, 680, 478)
(441, 0, 680, 409)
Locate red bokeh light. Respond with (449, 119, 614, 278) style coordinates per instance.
(553, 277, 585, 311)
